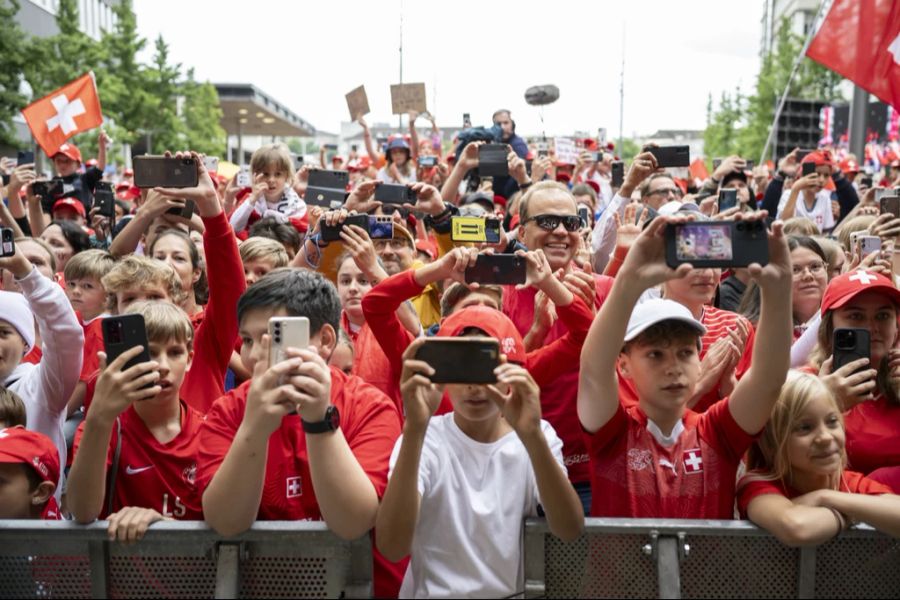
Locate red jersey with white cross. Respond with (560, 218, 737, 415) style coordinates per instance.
(73, 400, 204, 519)
(584, 399, 755, 518)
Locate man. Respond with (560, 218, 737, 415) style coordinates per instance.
(492, 110, 528, 158)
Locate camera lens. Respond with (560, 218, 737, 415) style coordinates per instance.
(274, 335, 281, 344)
(836, 330, 855, 349)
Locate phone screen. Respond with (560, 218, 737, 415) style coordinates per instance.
(675, 223, 733, 262)
(369, 218, 394, 239)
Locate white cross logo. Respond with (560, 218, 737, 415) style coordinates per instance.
(890, 32, 900, 65)
(850, 271, 877, 285)
(45, 93, 86, 135)
(286, 476, 302, 498)
(683, 449, 703, 474)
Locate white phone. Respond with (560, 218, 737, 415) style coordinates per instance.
(268, 316, 310, 366)
(856, 235, 882, 259)
(203, 156, 219, 173)
(237, 165, 251, 188)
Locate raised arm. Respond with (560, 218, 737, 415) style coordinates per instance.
(440, 141, 482, 205)
(358, 117, 379, 165)
(408, 111, 420, 162)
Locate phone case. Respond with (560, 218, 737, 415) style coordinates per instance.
(102, 315, 152, 374)
(133, 156, 199, 188)
(833, 328, 870, 373)
(718, 190, 738, 212)
(611, 162, 625, 187)
(306, 170, 349, 208)
(369, 216, 394, 240)
(269, 317, 310, 366)
(478, 144, 510, 177)
(414, 338, 500, 384)
(0, 228, 14, 257)
(464, 254, 526, 285)
(451, 216, 490, 242)
(374, 183, 409, 204)
(321, 214, 369, 242)
(665, 221, 768, 269)
(648, 146, 690, 168)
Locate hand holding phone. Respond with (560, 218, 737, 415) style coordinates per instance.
(0, 227, 14, 258)
(414, 338, 500, 384)
(134, 156, 199, 188)
(464, 254, 526, 285)
(101, 315, 156, 396)
(666, 220, 768, 269)
(644, 145, 690, 168)
(268, 317, 310, 366)
(478, 144, 510, 177)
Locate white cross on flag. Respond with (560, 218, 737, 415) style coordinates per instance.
(21, 72, 103, 157)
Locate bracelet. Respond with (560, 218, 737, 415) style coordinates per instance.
(518, 180, 533, 191)
(827, 507, 848, 535)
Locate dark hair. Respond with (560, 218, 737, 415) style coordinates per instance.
(249, 217, 302, 255)
(237, 268, 341, 335)
(787, 235, 827, 264)
(21, 463, 43, 493)
(622, 320, 702, 353)
(0, 386, 26, 428)
(147, 228, 209, 306)
(49, 220, 91, 255)
(114, 199, 132, 215)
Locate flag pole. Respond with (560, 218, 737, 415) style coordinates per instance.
(758, 0, 833, 166)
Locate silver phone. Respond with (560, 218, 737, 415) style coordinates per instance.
(268, 317, 310, 366)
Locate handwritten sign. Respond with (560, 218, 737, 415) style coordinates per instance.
(390, 83, 427, 115)
(554, 137, 579, 165)
(345, 85, 370, 121)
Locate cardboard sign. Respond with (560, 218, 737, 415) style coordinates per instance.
(345, 85, 370, 121)
(554, 137, 579, 165)
(390, 83, 427, 115)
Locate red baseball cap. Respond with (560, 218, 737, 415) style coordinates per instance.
(116, 184, 140, 201)
(415, 239, 437, 260)
(123, 168, 134, 177)
(85, 158, 98, 168)
(331, 155, 344, 164)
(583, 138, 598, 150)
(52, 197, 86, 218)
(839, 158, 859, 174)
(0, 426, 60, 486)
(801, 150, 834, 167)
(821, 270, 900, 315)
(437, 305, 526, 364)
(53, 143, 82, 163)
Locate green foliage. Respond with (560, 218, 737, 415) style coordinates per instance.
(617, 138, 641, 162)
(180, 69, 226, 157)
(0, 0, 30, 146)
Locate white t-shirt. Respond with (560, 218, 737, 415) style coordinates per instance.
(776, 188, 835, 232)
(377, 165, 417, 184)
(390, 414, 566, 599)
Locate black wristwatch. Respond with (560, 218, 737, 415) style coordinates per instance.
(302, 405, 340, 434)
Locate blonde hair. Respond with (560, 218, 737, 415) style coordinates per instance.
(124, 300, 194, 350)
(63, 249, 117, 283)
(782, 217, 819, 237)
(250, 143, 294, 182)
(101, 255, 185, 310)
(745, 371, 846, 484)
(836, 215, 876, 252)
(240, 237, 289, 268)
(813, 236, 844, 278)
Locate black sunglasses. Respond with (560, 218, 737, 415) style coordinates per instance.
(524, 214, 582, 232)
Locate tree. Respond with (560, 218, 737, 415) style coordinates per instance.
(180, 68, 226, 157)
(704, 89, 745, 162)
(0, 0, 30, 147)
(143, 35, 183, 153)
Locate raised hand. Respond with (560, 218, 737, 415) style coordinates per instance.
(399, 339, 444, 430)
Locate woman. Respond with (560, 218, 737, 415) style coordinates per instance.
(40, 220, 91, 274)
(147, 229, 209, 321)
(738, 371, 900, 545)
(377, 138, 417, 184)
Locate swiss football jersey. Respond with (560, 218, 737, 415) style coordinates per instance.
(844, 394, 900, 474)
(585, 399, 755, 518)
(737, 470, 891, 518)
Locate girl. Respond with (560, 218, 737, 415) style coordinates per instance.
(738, 371, 900, 545)
(40, 220, 91, 274)
(148, 229, 209, 321)
(229, 144, 305, 236)
(377, 138, 417, 184)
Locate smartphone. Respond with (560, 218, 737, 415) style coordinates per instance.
(30, 180, 50, 198)
(592, 152, 603, 162)
(133, 156, 199, 188)
(832, 328, 870, 376)
(718, 189, 738, 212)
(320, 214, 369, 243)
(464, 254, 526, 285)
(525, 159, 533, 177)
(856, 235, 882, 258)
(451, 216, 495, 243)
(414, 337, 500, 384)
(484, 218, 502, 244)
(463, 113, 472, 128)
(290, 153, 303, 171)
(478, 144, 509, 177)
(237, 165, 251, 188)
(1, 173, 9, 186)
(665, 220, 768, 269)
(369, 215, 394, 240)
(859, 176, 873, 188)
(0, 227, 14, 258)
(17, 150, 34, 166)
(578, 206, 591, 227)
(95, 181, 116, 218)
(538, 149, 549, 158)
(203, 156, 219, 173)
(418, 156, 437, 167)
(102, 315, 152, 377)
(795, 149, 814, 162)
(744, 159, 754, 171)
(306, 169, 349, 208)
(645, 145, 690, 168)
(879, 195, 900, 218)
(268, 316, 310, 366)
(375, 183, 416, 205)
(166, 199, 196, 220)
(611, 161, 625, 187)
(801, 162, 816, 177)
(712, 158, 723, 170)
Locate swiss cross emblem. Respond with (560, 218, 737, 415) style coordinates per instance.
(46, 94, 87, 135)
(286, 476, 302, 498)
(501, 337, 517, 356)
(849, 270, 877, 285)
(682, 449, 703, 474)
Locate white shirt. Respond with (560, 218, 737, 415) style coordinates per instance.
(391, 414, 566, 599)
(777, 189, 835, 232)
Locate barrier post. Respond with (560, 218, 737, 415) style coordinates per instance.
(524, 522, 547, 598)
(87, 540, 108, 598)
(797, 545, 817, 599)
(214, 542, 242, 599)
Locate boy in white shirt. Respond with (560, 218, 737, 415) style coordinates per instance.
(376, 306, 583, 599)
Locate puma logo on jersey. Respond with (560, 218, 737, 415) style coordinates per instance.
(125, 465, 154, 475)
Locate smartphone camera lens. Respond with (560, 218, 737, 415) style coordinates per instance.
(107, 322, 123, 344)
(836, 330, 855, 349)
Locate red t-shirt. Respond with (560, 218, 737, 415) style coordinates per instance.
(79, 317, 104, 384)
(197, 368, 404, 598)
(585, 399, 755, 518)
(72, 400, 204, 519)
(736, 470, 892, 518)
(619, 305, 755, 413)
(844, 394, 900, 474)
(503, 272, 615, 484)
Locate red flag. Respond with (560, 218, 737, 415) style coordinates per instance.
(689, 158, 709, 181)
(21, 72, 103, 157)
(806, 0, 900, 110)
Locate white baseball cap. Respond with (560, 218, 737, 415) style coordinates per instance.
(624, 298, 706, 343)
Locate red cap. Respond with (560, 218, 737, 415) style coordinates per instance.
(821, 270, 900, 315)
(116, 185, 140, 201)
(52, 197, 86, 218)
(331, 155, 344, 164)
(85, 158, 98, 168)
(492, 194, 507, 208)
(839, 158, 859, 174)
(584, 180, 600, 195)
(437, 306, 526, 364)
(445, 154, 456, 164)
(582, 138, 598, 150)
(801, 150, 834, 167)
(0, 426, 59, 486)
(123, 168, 134, 177)
(415, 239, 437, 260)
(53, 143, 82, 163)
(556, 172, 571, 183)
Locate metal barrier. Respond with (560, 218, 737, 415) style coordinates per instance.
(0, 520, 372, 599)
(525, 518, 900, 599)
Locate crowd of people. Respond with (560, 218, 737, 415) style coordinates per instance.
(2, 106, 900, 598)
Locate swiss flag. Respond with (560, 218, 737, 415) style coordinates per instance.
(21, 72, 103, 157)
(806, 0, 900, 110)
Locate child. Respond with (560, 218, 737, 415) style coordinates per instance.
(738, 371, 900, 544)
(239, 236, 289, 287)
(578, 212, 792, 518)
(102, 255, 184, 314)
(0, 426, 59, 519)
(67, 301, 204, 542)
(64, 250, 116, 381)
(376, 310, 583, 597)
(0, 386, 26, 428)
(230, 144, 306, 236)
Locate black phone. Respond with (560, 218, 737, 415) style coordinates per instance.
(744, 159, 754, 171)
(645, 145, 690, 168)
(414, 337, 500, 384)
(306, 169, 349, 208)
(166, 199, 196, 220)
(1, 173, 9, 186)
(665, 220, 768, 269)
(712, 158, 723, 170)
(801, 162, 816, 177)
(133, 156, 199, 188)
(464, 254, 526, 285)
(880, 196, 900, 219)
(795, 149, 814, 162)
(375, 183, 416, 205)
(859, 176, 873, 188)
(95, 181, 116, 218)
(718, 189, 738, 212)
(525, 159, 533, 177)
(833, 328, 870, 376)
(102, 314, 153, 378)
(611, 161, 625, 187)
(17, 150, 34, 165)
(578, 206, 591, 227)
(320, 214, 369, 243)
(418, 156, 437, 167)
(478, 144, 509, 177)
(0, 227, 14, 258)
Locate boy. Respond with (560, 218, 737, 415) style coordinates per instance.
(239, 236, 289, 287)
(578, 212, 792, 518)
(376, 308, 584, 597)
(67, 301, 203, 542)
(102, 255, 184, 314)
(64, 249, 117, 381)
(0, 426, 59, 519)
(0, 386, 26, 427)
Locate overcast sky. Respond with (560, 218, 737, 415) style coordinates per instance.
(133, 0, 764, 138)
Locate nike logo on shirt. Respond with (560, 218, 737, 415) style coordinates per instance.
(125, 465, 154, 475)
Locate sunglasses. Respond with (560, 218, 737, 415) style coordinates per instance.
(524, 214, 582, 232)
